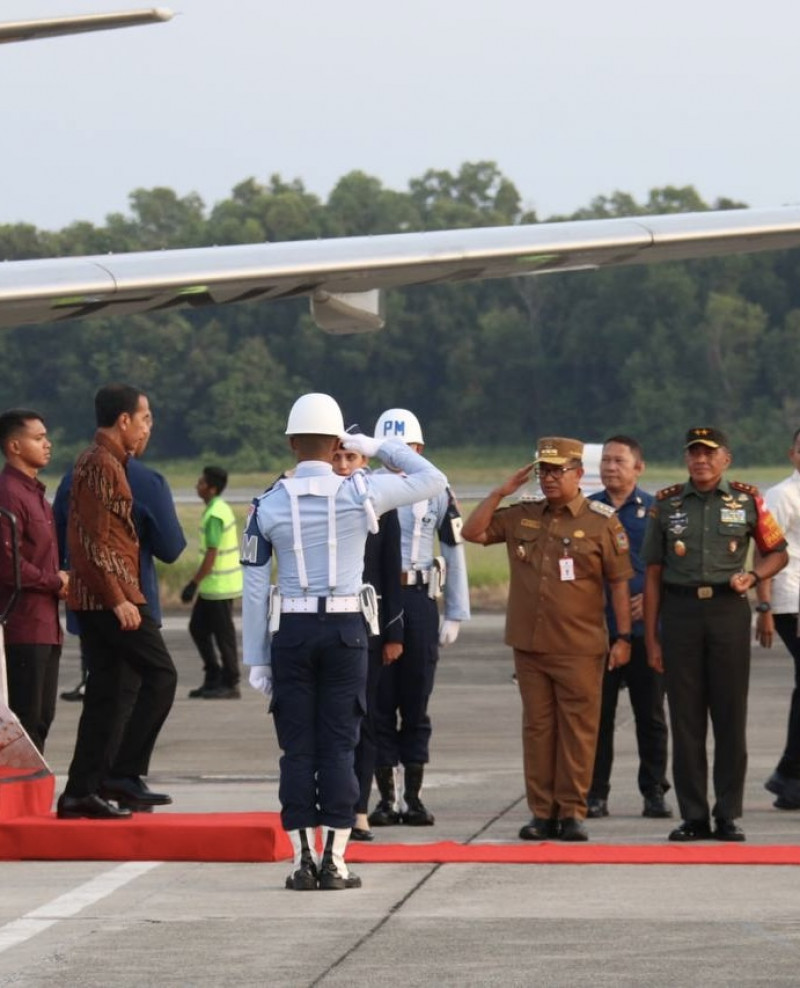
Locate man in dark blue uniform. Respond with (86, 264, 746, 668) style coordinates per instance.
(333, 437, 403, 841)
(587, 436, 671, 820)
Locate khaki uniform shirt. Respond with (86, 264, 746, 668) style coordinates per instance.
(642, 478, 787, 583)
(484, 492, 634, 655)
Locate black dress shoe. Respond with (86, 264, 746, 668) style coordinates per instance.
(774, 796, 800, 810)
(518, 817, 559, 841)
(100, 777, 172, 808)
(586, 797, 609, 819)
(59, 681, 86, 702)
(642, 790, 673, 818)
(57, 793, 132, 820)
(559, 818, 589, 842)
(713, 818, 746, 842)
(668, 819, 712, 841)
(349, 827, 375, 842)
(202, 686, 241, 699)
(764, 770, 787, 797)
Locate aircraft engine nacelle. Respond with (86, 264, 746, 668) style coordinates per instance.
(310, 289, 385, 334)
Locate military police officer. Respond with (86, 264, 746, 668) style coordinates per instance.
(643, 427, 788, 842)
(367, 408, 470, 829)
(240, 394, 446, 890)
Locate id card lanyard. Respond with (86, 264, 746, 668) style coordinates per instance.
(558, 536, 575, 582)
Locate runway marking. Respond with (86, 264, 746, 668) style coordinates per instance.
(0, 861, 161, 955)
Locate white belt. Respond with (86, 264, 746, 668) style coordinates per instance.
(401, 569, 430, 586)
(280, 595, 362, 614)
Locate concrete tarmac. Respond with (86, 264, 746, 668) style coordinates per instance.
(2, 614, 800, 986)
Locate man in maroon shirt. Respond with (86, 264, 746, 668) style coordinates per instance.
(0, 409, 68, 753)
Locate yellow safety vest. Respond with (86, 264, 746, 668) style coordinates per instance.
(198, 497, 243, 599)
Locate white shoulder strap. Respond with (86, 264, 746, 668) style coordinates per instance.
(277, 475, 346, 590)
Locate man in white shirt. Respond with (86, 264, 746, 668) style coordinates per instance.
(757, 428, 800, 809)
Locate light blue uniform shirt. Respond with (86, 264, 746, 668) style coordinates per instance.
(395, 492, 471, 622)
(240, 439, 447, 666)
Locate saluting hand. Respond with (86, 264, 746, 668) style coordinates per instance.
(494, 463, 535, 499)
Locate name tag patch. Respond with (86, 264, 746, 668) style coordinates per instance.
(720, 508, 746, 525)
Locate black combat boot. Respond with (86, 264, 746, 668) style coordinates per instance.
(402, 763, 435, 826)
(368, 766, 400, 826)
(285, 828, 318, 891)
(318, 827, 362, 890)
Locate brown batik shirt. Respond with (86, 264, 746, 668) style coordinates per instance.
(66, 431, 145, 612)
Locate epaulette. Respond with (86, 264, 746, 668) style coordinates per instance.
(731, 480, 760, 497)
(588, 500, 615, 517)
(656, 483, 684, 501)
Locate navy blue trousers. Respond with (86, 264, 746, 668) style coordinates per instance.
(373, 586, 439, 767)
(589, 636, 670, 800)
(270, 613, 367, 831)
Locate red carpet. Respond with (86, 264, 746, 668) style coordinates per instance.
(0, 812, 292, 862)
(1, 811, 799, 864)
(0, 768, 54, 820)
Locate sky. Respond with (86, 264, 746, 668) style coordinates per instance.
(3, 0, 800, 230)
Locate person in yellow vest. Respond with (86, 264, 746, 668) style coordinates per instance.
(182, 465, 243, 699)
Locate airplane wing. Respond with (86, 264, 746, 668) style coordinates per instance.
(0, 8, 172, 44)
(2, 206, 800, 334)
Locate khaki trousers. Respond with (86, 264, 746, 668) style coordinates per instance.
(514, 649, 605, 820)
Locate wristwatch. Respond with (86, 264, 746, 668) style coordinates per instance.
(616, 633, 633, 643)
(755, 602, 771, 614)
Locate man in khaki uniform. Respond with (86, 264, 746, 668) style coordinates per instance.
(463, 437, 633, 841)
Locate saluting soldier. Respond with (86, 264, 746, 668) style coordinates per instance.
(463, 437, 633, 842)
(643, 427, 788, 843)
(240, 394, 446, 891)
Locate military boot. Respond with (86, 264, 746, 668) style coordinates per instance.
(285, 828, 318, 891)
(367, 766, 401, 826)
(318, 827, 362, 890)
(401, 763, 435, 826)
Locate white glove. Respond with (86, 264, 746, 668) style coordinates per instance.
(340, 432, 382, 458)
(439, 619, 460, 647)
(248, 664, 272, 696)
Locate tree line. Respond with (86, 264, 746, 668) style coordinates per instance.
(2, 161, 799, 469)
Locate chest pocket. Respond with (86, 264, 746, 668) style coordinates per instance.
(511, 524, 542, 565)
(568, 537, 600, 579)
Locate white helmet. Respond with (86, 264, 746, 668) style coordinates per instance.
(285, 393, 345, 436)
(374, 408, 424, 445)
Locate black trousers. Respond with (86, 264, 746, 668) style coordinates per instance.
(189, 597, 240, 688)
(589, 636, 670, 800)
(65, 608, 177, 797)
(5, 643, 61, 754)
(354, 636, 383, 814)
(374, 586, 439, 767)
(661, 592, 751, 822)
(773, 613, 800, 778)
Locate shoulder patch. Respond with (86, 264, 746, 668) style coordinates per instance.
(731, 480, 760, 497)
(588, 500, 615, 517)
(656, 483, 683, 501)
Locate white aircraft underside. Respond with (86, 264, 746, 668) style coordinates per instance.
(2, 206, 800, 334)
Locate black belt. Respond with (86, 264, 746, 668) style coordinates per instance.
(663, 583, 739, 599)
